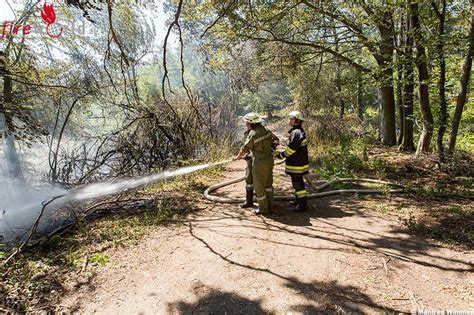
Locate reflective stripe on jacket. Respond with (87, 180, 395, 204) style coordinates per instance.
(241, 124, 275, 160)
(283, 125, 309, 174)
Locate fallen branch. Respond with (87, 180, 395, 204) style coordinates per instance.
(383, 257, 388, 274)
(1, 195, 65, 267)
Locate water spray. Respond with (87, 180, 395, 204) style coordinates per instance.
(67, 159, 232, 201)
(0, 159, 233, 244)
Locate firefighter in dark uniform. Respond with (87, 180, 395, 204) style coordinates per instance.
(235, 113, 279, 215)
(276, 111, 309, 212)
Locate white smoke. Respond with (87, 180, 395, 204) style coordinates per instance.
(0, 177, 68, 242)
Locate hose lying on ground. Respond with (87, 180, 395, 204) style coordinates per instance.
(204, 173, 406, 203)
(204, 159, 473, 202)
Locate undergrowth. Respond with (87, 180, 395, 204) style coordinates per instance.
(0, 164, 224, 312)
(306, 113, 473, 249)
(400, 206, 473, 249)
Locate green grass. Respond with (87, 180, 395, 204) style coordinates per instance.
(310, 137, 370, 180)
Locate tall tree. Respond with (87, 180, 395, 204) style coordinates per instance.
(447, 1, 473, 154)
(356, 70, 364, 120)
(0, 3, 39, 180)
(432, 0, 448, 161)
(332, 22, 345, 118)
(400, 1, 416, 152)
(368, 4, 397, 146)
(301, 1, 397, 144)
(410, 0, 434, 155)
(0, 62, 24, 180)
(396, 8, 405, 146)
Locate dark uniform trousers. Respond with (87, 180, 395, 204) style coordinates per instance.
(290, 174, 306, 200)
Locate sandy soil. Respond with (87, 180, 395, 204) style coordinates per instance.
(59, 161, 474, 314)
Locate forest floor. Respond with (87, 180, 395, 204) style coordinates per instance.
(56, 159, 473, 314)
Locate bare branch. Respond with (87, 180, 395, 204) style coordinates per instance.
(106, 0, 130, 67)
(2, 195, 66, 268)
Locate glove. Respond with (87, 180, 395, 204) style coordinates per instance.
(275, 152, 284, 159)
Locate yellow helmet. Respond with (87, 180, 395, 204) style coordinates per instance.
(288, 110, 305, 121)
(243, 112, 262, 124)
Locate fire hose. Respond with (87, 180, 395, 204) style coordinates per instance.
(204, 159, 406, 203)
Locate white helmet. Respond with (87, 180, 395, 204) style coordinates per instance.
(243, 112, 262, 124)
(288, 110, 305, 121)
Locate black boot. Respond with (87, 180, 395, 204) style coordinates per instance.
(293, 198, 308, 212)
(240, 189, 254, 208)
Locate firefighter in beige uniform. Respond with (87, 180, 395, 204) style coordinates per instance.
(239, 128, 254, 208)
(235, 113, 278, 214)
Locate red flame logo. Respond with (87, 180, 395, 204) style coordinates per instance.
(41, 2, 56, 25)
(40, 2, 63, 38)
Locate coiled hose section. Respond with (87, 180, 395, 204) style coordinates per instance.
(204, 159, 406, 203)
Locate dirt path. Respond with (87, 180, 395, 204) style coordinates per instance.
(60, 161, 473, 314)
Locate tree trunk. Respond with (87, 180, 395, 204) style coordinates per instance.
(410, 1, 434, 156)
(357, 70, 364, 120)
(447, 2, 473, 154)
(0, 51, 24, 180)
(433, 0, 448, 162)
(400, 2, 415, 152)
(396, 77, 404, 146)
(336, 67, 344, 118)
(401, 66, 415, 152)
(1, 123, 24, 181)
(333, 25, 345, 118)
(396, 12, 405, 146)
(375, 11, 397, 146)
(379, 84, 396, 146)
